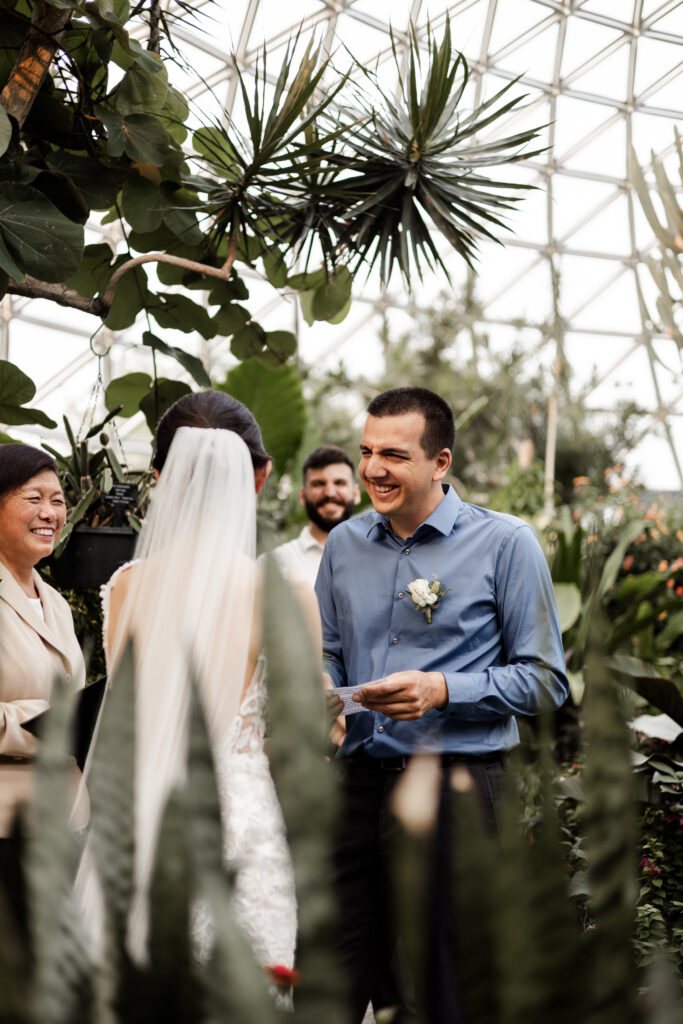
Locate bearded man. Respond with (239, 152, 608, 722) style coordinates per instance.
(270, 445, 360, 587)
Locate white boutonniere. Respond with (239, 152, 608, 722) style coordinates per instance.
(406, 575, 450, 624)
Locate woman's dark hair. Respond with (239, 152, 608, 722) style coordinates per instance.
(0, 444, 59, 502)
(153, 391, 270, 473)
(367, 387, 455, 457)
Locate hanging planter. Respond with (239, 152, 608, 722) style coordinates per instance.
(44, 411, 152, 591)
(49, 524, 137, 590)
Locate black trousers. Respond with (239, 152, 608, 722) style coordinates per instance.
(333, 752, 506, 1024)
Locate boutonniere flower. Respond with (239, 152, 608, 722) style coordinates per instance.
(406, 575, 450, 624)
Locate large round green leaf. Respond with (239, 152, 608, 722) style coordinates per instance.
(0, 107, 12, 158)
(0, 360, 56, 428)
(218, 362, 306, 474)
(231, 324, 265, 361)
(139, 379, 192, 432)
(263, 330, 297, 362)
(0, 182, 84, 282)
(212, 303, 250, 336)
(122, 176, 162, 233)
(0, 359, 34, 408)
(311, 266, 351, 321)
(67, 243, 115, 300)
(114, 59, 168, 116)
(553, 582, 582, 634)
(105, 373, 153, 418)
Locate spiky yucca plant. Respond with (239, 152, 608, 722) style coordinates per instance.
(190, 19, 544, 291)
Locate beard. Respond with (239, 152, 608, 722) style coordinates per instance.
(305, 496, 356, 534)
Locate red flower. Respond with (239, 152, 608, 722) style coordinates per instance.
(265, 964, 301, 987)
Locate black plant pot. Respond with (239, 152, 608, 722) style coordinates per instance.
(50, 526, 138, 590)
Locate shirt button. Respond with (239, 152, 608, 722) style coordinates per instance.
(398, 592, 404, 599)
(392, 637, 399, 644)
(378, 726, 385, 733)
(404, 548, 411, 555)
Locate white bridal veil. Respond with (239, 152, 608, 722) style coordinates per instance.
(87, 425, 258, 955)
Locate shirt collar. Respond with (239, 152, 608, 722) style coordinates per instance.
(366, 484, 462, 540)
(300, 524, 325, 551)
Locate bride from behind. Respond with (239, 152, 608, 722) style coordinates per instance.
(101, 391, 316, 972)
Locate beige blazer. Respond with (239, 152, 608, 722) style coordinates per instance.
(0, 560, 89, 835)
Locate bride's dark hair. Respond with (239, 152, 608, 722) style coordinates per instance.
(153, 391, 270, 472)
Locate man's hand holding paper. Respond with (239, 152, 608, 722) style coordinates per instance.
(352, 670, 448, 720)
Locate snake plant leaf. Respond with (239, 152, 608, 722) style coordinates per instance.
(0, 182, 84, 282)
(27, 677, 90, 1024)
(87, 639, 137, 932)
(262, 558, 346, 1020)
(582, 645, 638, 1020)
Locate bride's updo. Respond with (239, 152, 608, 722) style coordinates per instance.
(153, 391, 270, 473)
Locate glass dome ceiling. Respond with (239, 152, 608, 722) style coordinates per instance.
(3, 0, 682, 488)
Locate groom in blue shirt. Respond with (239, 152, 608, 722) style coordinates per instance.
(315, 387, 568, 1024)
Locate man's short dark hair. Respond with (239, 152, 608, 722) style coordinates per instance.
(302, 446, 355, 483)
(366, 387, 455, 457)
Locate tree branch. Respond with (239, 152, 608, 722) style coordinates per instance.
(6, 275, 101, 314)
(0, 1, 73, 127)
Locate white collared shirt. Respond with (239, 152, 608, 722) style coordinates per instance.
(268, 525, 325, 588)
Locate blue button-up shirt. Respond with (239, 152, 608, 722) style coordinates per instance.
(315, 485, 568, 757)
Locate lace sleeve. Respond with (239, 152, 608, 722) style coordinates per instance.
(100, 560, 137, 671)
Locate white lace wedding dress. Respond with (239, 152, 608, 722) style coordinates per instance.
(101, 567, 297, 971)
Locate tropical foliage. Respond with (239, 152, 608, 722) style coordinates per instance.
(1, 560, 681, 1022)
(0, 3, 541, 360)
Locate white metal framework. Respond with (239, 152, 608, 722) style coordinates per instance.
(2, 0, 682, 486)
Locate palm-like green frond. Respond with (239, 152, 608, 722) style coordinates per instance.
(333, 18, 546, 282)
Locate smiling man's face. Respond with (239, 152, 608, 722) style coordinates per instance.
(301, 462, 359, 534)
(359, 412, 451, 538)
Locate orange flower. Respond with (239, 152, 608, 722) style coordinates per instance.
(657, 560, 669, 573)
(666, 578, 675, 588)
(573, 476, 590, 487)
(676, 586, 683, 597)
(622, 555, 634, 571)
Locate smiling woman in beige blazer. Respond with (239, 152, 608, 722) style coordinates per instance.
(0, 444, 89, 836)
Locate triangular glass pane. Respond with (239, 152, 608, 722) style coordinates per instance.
(561, 16, 623, 81)
(551, 176, 618, 241)
(571, 266, 641, 332)
(553, 96, 614, 158)
(565, 38, 631, 102)
(645, 7, 683, 34)
(488, 0, 551, 54)
(576, 1, 635, 25)
(565, 192, 632, 256)
(562, 116, 627, 178)
(491, 23, 559, 85)
(634, 36, 683, 98)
